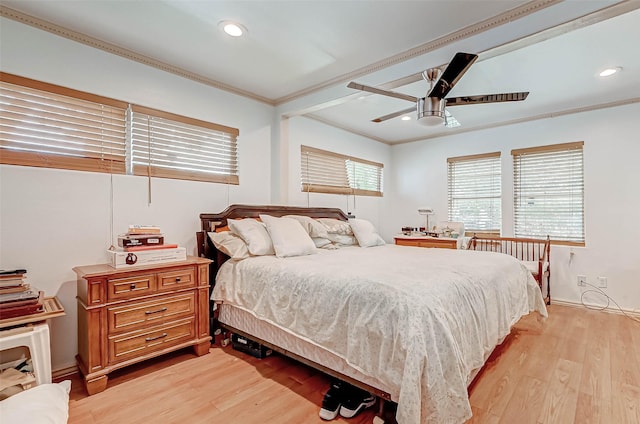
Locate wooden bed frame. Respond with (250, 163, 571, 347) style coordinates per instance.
(196, 204, 395, 421)
(467, 234, 551, 305)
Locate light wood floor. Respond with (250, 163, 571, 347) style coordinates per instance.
(62, 305, 640, 424)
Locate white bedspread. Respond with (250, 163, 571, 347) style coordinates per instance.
(212, 245, 547, 424)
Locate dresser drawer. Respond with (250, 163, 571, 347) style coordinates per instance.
(157, 267, 196, 291)
(107, 293, 195, 334)
(107, 274, 157, 301)
(108, 318, 195, 365)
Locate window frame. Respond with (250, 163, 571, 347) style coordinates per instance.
(512, 141, 585, 246)
(300, 145, 383, 197)
(1, 72, 240, 184)
(1, 72, 128, 174)
(447, 151, 502, 235)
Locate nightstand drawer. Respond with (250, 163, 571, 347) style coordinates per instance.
(107, 274, 157, 301)
(108, 318, 195, 364)
(157, 268, 196, 291)
(107, 293, 195, 333)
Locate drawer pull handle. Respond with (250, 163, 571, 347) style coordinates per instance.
(145, 333, 168, 342)
(175, 277, 181, 282)
(130, 284, 136, 290)
(145, 307, 168, 315)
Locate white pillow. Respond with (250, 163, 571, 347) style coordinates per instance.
(259, 214, 317, 258)
(0, 380, 71, 424)
(208, 232, 250, 259)
(283, 215, 329, 238)
(317, 218, 353, 235)
(228, 219, 275, 256)
(327, 233, 359, 246)
(349, 218, 386, 247)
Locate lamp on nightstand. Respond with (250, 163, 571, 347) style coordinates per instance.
(418, 207, 434, 232)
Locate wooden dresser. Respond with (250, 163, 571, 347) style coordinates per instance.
(394, 235, 458, 249)
(73, 256, 212, 395)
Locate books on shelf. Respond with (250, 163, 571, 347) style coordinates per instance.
(124, 243, 179, 252)
(107, 247, 187, 269)
(0, 269, 27, 289)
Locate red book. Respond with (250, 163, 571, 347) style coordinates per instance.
(124, 244, 179, 252)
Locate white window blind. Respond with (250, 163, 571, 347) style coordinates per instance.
(448, 152, 501, 233)
(0, 72, 127, 173)
(512, 142, 584, 244)
(301, 145, 383, 196)
(130, 105, 239, 184)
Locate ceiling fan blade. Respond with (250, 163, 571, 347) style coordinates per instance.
(347, 81, 418, 103)
(372, 106, 415, 123)
(427, 52, 478, 99)
(445, 92, 529, 107)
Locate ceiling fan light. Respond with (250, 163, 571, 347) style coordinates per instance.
(418, 115, 444, 126)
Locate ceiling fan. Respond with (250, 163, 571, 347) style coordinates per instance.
(347, 52, 529, 127)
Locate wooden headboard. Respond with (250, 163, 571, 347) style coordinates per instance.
(196, 204, 350, 281)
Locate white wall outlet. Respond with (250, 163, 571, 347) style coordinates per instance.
(597, 276, 608, 288)
(577, 275, 587, 287)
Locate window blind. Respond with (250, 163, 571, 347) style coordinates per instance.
(448, 152, 501, 233)
(300, 145, 383, 196)
(512, 142, 584, 244)
(130, 105, 239, 184)
(0, 73, 127, 173)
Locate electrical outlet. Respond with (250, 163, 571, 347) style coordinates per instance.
(577, 275, 587, 287)
(597, 276, 607, 288)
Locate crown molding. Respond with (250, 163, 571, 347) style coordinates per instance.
(1, 1, 561, 107)
(0, 5, 276, 106)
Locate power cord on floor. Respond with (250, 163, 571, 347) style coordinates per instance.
(580, 282, 640, 324)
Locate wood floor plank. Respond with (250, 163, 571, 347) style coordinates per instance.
(60, 305, 639, 424)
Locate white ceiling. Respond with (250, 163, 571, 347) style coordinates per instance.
(2, 0, 639, 144)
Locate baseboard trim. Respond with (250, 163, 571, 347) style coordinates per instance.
(551, 298, 640, 318)
(52, 364, 78, 380)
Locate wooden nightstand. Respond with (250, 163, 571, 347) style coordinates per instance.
(73, 256, 212, 395)
(394, 235, 458, 249)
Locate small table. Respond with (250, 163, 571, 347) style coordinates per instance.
(394, 235, 458, 249)
(0, 297, 66, 385)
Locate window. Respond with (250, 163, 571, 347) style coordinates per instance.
(300, 145, 383, 196)
(448, 152, 501, 234)
(0, 72, 127, 173)
(1, 72, 239, 184)
(512, 142, 584, 244)
(130, 106, 239, 184)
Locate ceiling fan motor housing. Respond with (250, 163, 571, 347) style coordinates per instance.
(417, 97, 446, 126)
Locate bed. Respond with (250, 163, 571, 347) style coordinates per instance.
(197, 205, 547, 424)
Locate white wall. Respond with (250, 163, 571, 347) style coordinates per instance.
(0, 18, 274, 370)
(389, 102, 640, 311)
(284, 117, 392, 235)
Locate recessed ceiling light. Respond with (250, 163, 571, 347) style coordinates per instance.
(219, 21, 247, 37)
(401, 116, 411, 121)
(599, 67, 622, 77)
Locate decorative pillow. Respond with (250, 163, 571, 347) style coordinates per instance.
(317, 218, 353, 235)
(327, 233, 359, 246)
(0, 380, 71, 424)
(312, 237, 333, 248)
(259, 214, 317, 258)
(208, 232, 250, 259)
(228, 218, 275, 256)
(349, 218, 386, 247)
(283, 215, 329, 238)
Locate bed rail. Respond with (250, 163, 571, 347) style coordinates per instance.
(467, 234, 551, 305)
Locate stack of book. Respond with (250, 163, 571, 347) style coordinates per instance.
(0, 269, 44, 319)
(108, 225, 186, 268)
